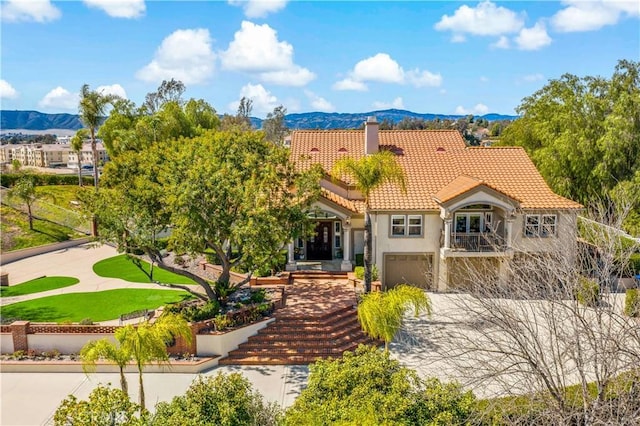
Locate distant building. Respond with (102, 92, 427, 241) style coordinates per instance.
(67, 142, 109, 169)
(0, 141, 109, 168)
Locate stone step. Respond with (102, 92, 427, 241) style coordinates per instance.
(240, 334, 369, 349)
(265, 314, 359, 333)
(254, 322, 363, 341)
(275, 304, 355, 322)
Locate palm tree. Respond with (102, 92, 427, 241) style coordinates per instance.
(332, 151, 406, 292)
(78, 84, 118, 190)
(70, 129, 88, 187)
(80, 339, 131, 396)
(7, 177, 52, 230)
(358, 284, 432, 352)
(116, 313, 191, 411)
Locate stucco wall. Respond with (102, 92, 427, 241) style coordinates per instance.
(1, 334, 14, 354)
(511, 211, 578, 253)
(371, 212, 441, 285)
(27, 334, 117, 354)
(196, 318, 274, 357)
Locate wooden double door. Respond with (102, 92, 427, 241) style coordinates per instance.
(307, 221, 333, 260)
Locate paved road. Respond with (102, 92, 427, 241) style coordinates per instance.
(1, 365, 310, 425)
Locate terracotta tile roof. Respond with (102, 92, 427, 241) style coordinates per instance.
(434, 175, 519, 204)
(320, 188, 365, 214)
(290, 129, 582, 211)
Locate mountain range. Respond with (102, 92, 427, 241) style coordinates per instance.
(1, 109, 517, 133)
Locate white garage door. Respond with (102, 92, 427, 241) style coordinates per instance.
(384, 253, 433, 290)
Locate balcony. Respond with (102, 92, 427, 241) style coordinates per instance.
(451, 233, 505, 252)
(441, 231, 512, 258)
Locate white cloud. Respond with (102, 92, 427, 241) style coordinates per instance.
(259, 67, 315, 87)
(38, 86, 79, 111)
(333, 53, 442, 90)
(451, 34, 466, 43)
(551, 0, 639, 32)
(372, 97, 405, 110)
(480, 76, 489, 83)
(406, 69, 443, 87)
(304, 90, 335, 112)
(228, 0, 288, 18)
(434, 1, 524, 37)
(83, 0, 145, 18)
(332, 78, 368, 91)
(220, 21, 291, 72)
(491, 35, 510, 49)
(515, 22, 552, 50)
(1, 0, 61, 23)
(522, 73, 544, 82)
(96, 84, 128, 99)
(229, 83, 278, 115)
(220, 21, 314, 86)
(455, 103, 490, 115)
(0, 80, 19, 99)
(136, 29, 215, 85)
(352, 53, 404, 83)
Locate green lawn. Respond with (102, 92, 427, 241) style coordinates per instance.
(0, 276, 79, 297)
(0, 206, 84, 252)
(93, 254, 197, 285)
(0, 289, 192, 322)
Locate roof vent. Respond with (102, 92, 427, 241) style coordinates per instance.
(310, 147, 320, 153)
(338, 147, 348, 153)
(436, 147, 446, 152)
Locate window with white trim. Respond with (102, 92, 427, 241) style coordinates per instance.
(525, 214, 556, 237)
(391, 215, 422, 237)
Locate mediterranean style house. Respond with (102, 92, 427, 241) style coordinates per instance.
(287, 117, 582, 291)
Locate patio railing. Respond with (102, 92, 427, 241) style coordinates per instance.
(450, 233, 506, 252)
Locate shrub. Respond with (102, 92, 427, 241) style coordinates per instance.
(152, 373, 282, 426)
(184, 301, 220, 322)
(285, 345, 475, 425)
(249, 288, 266, 304)
(1, 172, 93, 187)
(575, 276, 600, 307)
(79, 318, 94, 325)
(624, 289, 639, 317)
(629, 253, 640, 275)
(213, 314, 231, 331)
(354, 265, 379, 281)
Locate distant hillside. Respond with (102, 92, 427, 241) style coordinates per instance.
(1, 109, 517, 132)
(1, 110, 83, 131)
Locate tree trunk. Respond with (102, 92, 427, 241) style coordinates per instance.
(91, 128, 99, 190)
(77, 161, 83, 187)
(119, 367, 128, 396)
(138, 367, 145, 412)
(363, 210, 372, 293)
(27, 203, 33, 230)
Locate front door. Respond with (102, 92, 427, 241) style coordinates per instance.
(307, 221, 333, 260)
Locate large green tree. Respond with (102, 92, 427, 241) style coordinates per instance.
(7, 177, 53, 230)
(78, 84, 120, 189)
(285, 345, 475, 425)
(262, 105, 288, 145)
(84, 130, 321, 302)
(499, 59, 640, 234)
(332, 151, 406, 292)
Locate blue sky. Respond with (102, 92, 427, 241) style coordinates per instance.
(1, 0, 638, 118)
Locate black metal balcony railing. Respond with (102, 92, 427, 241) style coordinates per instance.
(450, 233, 506, 252)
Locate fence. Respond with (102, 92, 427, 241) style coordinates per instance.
(0, 186, 90, 235)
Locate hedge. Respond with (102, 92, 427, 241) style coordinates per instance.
(1, 173, 93, 187)
(624, 289, 639, 318)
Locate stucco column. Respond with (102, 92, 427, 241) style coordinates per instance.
(341, 224, 352, 271)
(444, 219, 452, 249)
(506, 218, 514, 249)
(286, 241, 297, 271)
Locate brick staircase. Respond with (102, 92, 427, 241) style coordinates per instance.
(218, 281, 379, 365)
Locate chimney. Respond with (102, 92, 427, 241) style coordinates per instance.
(364, 116, 379, 155)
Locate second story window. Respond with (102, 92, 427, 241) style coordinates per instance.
(391, 215, 423, 237)
(525, 214, 557, 237)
